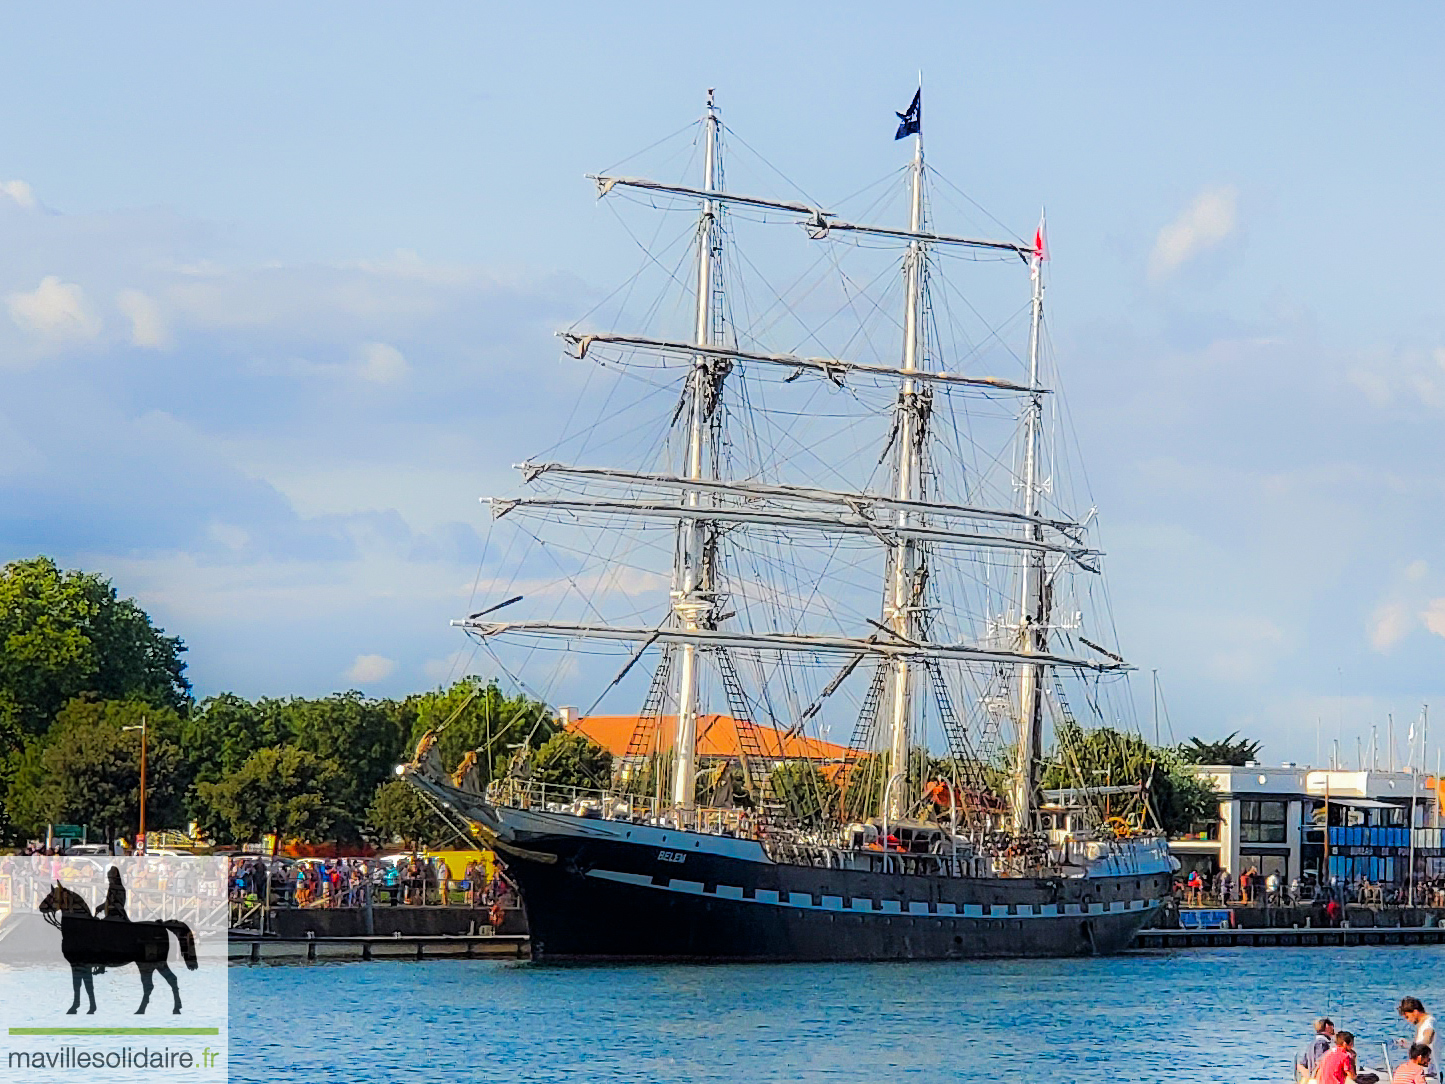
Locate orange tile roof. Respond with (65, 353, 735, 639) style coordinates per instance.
(571, 714, 853, 762)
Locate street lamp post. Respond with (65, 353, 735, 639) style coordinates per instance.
(123, 717, 147, 855)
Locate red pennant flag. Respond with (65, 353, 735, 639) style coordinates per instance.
(1033, 224, 1046, 262)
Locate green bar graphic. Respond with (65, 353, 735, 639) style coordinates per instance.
(8, 1027, 221, 1035)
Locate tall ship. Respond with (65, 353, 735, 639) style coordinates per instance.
(405, 89, 1176, 961)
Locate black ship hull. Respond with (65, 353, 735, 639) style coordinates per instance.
(488, 807, 1170, 962)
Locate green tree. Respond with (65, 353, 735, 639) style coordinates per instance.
(1044, 724, 1219, 837)
(7, 699, 189, 841)
(0, 557, 190, 741)
(1178, 732, 1263, 767)
(530, 731, 612, 790)
(405, 678, 556, 785)
(193, 746, 348, 845)
(180, 693, 289, 791)
(366, 780, 449, 851)
(1151, 749, 1221, 837)
(769, 760, 839, 826)
(281, 692, 410, 817)
(839, 754, 885, 821)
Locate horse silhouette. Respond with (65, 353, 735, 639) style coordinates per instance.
(38, 881, 198, 1015)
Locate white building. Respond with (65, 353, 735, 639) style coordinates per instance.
(1169, 764, 1441, 889)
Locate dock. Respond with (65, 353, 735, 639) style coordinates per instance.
(229, 925, 1445, 962)
(1134, 925, 1445, 949)
(228, 932, 530, 962)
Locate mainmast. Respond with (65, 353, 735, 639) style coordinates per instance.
(671, 90, 724, 811)
(883, 119, 928, 821)
(1011, 217, 1047, 837)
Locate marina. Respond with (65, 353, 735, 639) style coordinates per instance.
(3, 7, 1445, 1082)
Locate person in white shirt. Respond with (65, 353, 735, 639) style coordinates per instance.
(1399, 997, 1438, 1079)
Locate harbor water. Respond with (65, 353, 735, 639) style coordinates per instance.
(230, 946, 1439, 1082)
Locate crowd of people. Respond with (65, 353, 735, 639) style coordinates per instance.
(1296, 999, 1438, 1084)
(1178, 867, 1445, 911)
(227, 854, 512, 913)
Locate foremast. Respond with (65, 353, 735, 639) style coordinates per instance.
(1011, 219, 1048, 837)
(883, 123, 928, 822)
(671, 90, 725, 811)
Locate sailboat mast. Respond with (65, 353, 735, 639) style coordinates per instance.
(670, 90, 723, 811)
(883, 126, 927, 821)
(1012, 219, 1047, 837)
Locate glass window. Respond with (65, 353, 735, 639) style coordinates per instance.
(1240, 799, 1287, 844)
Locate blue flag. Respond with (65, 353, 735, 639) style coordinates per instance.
(895, 89, 921, 140)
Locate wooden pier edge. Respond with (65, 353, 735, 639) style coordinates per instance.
(1132, 926, 1445, 949)
(231, 927, 1444, 959)
(228, 932, 531, 962)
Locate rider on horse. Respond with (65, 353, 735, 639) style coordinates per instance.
(96, 866, 130, 921)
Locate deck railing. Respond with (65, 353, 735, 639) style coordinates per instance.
(486, 777, 760, 840)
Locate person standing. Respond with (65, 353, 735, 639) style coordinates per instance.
(1187, 869, 1203, 906)
(1399, 998, 1438, 1079)
(1316, 1031, 1359, 1084)
(1299, 1018, 1336, 1083)
(1325, 895, 1343, 928)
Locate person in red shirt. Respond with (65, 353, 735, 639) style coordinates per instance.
(1393, 1042, 1431, 1084)
(1317, 1031, 1359, 1084)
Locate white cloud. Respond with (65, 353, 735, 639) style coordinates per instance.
(1347, 346, 1445, 411)
(116, 288, 170, 348)
(357, 342, 407, 384)
(345, 653, 396, 683)
(1369, 601, 1412, 653)
(1406, 560, 1430, 581)
(1422, 598, 1445, 639)
(6, 276, 101, 342)
(0, 180, 36, 210)
(1149, 186, 1238, 279)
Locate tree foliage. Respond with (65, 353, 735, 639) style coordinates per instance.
(0, 557, 190, 741)
(405, 677, 557, 786)
(839, 754, 885, 821)
(193, 746, 348, 844)
(7, 698, 189, 840)
(769, 760, 839, 826)
(366, 780, 449, 851)
(181, 694, 289, 789)
(1178, 732, 1263, 767)
(283, 691, 410, 814)
(530, 731, 612, 790)
(1151, 748, 1221, 837)
(0, 556, 579, 848)
(1044, 724, 1219, 837)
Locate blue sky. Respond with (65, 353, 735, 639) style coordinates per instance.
(1, 3, 1443, 764)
